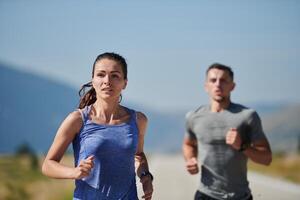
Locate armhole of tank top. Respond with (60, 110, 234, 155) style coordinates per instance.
(135, 111, 138, 124)
(124, 106, 135, 125)
(133, 110, 139, 136)
(77, 108, 85, 134)
(129, 109, 137, 125)
(129, 110, 139, 155)
(127, 108, 138, 131)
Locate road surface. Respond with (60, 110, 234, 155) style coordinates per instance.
(137, 154, 300, 200)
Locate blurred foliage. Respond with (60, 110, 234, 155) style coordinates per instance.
(298, 134, 300, 153)
(15, 142, 39, 170)
(0, 155, 44, 200)
(0, 144, 74, 199)
(1, 151, 299, 199)
(249, 153, 300, 184)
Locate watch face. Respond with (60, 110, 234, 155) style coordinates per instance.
(239, 143, 249, 151)
(141, 171, 148, 177)
(141, 171, 153, 181)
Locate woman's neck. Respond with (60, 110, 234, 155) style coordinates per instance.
(93, 99, 120, 122)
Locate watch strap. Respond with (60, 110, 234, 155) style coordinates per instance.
(140, 171, 154, 181)
(239, 142, 250, 152)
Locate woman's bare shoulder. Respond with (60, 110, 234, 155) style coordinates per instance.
(136, 111, 148, 123)
(60, 110, 83, 134)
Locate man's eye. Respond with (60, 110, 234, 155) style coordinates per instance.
(221, 79, 229, 84)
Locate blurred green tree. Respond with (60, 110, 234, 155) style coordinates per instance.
(297, 134, 300, 153)
(15, 142, 39, 170)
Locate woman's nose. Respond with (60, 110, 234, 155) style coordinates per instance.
(103, 75, 111, 84)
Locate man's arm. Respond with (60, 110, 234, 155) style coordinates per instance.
(226, 129, 272, 165)
(182, 137, 199, 174)
(243, 138, 272, 165)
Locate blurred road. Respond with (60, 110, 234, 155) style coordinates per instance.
(137, 154, 300, 200)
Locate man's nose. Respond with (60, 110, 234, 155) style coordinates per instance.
(215, 79, 221, 86)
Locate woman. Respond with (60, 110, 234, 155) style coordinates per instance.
(42, 52, 153, 200)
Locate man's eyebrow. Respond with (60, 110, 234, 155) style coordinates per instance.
(94, 70, 121, 73)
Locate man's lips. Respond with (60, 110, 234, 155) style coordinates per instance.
(214, 90, 222, 94)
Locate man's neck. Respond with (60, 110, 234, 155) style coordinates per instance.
(210, 100, 231, 112)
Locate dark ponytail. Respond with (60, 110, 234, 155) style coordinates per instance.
(78, 82, 96, 109)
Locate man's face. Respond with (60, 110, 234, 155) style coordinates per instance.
(205, 68, 235, 102)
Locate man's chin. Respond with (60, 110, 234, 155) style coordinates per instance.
(214, 96, 225, 102)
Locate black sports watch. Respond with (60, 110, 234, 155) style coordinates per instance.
(140, 171, 154, 181)
(239, 142, 250, 152)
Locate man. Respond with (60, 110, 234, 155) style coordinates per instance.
(182, 63, 272, 200)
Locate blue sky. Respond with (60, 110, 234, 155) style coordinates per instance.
(1, 0, 300, 112)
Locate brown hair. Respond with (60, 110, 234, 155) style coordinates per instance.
(206, 63, 234, 80)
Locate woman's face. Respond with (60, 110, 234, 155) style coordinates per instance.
(92, 58, 127, 101)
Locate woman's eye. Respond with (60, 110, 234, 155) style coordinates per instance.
(97, 73, 105, 77)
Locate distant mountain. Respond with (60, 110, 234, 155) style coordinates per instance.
(262, 104, 300, 153)
(151, 103, 300, 154)
(1, 63, 298, 154)
(146, 102, 300, 154)
(141, 109, 186, 153)
(0, 63, 185, 154)
(0, 63, 78, 153)
(247, 102, 288, 117)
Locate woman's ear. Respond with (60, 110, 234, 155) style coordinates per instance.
(123, 79, 128, 89)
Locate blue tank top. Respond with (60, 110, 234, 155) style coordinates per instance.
(72, 105, 139, 200)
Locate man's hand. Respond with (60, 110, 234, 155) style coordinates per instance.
(185, 157, 199, 175)
(226, 128, 242, 150)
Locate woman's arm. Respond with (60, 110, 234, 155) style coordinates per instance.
(41, 111, 94, 179)
(135, 112, 153, 200)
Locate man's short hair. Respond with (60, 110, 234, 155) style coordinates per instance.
(206, 63, 234, 80)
